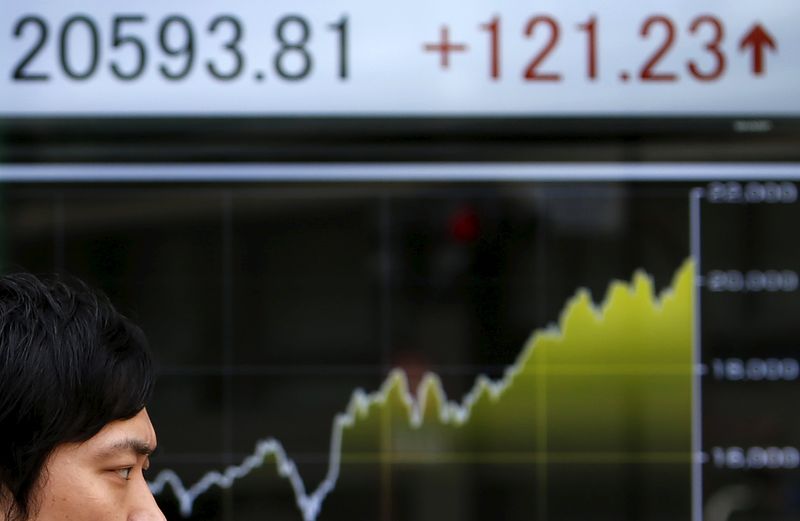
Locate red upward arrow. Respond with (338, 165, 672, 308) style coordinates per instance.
(739, 23, 777, 76)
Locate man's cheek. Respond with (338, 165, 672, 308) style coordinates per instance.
(52, 490, 117, 521)
(37, 468, 112, 520)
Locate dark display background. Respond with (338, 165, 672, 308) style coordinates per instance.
(1, 173, 798, 520)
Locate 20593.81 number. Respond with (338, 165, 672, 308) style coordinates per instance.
(11, 13, 349, 82)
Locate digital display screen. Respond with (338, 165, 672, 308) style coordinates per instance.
(1, 164, 798, 520)
(2, 0, 799, 518)
(1, 0, 798, 117)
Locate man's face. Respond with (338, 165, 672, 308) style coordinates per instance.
(32, 408, 165, 521)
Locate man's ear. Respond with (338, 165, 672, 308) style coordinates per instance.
(0, 485, 9, 521)
(0, 483, 21, 521)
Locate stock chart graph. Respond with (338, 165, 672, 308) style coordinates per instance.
(150, 260, 694, 521)
(0, 164, 798, 520)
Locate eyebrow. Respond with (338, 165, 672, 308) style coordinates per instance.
(94, 438, 156, 460)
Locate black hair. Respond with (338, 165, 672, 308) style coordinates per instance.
(0, 273, 155, 521)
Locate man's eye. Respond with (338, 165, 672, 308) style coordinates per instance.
(116, 467, 133, 480)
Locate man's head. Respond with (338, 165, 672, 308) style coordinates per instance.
(0, 273, 165, 521)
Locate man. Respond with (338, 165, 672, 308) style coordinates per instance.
(0, 273, 166, 521)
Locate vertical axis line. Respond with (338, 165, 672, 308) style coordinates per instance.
(222, 191, 235, 521)
(690, 188, 704, 521)
(379, 194, 392, 520)
(536, 196, 548, 521)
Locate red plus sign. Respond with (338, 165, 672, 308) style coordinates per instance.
(423, 26, 468, 69)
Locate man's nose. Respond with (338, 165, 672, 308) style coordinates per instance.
(128, 473, 167, 521)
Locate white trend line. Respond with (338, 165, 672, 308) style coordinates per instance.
(149, 271, 682, 521)
(150, 355, 525, 520)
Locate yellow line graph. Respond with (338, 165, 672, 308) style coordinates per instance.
(152, 259, 695, 520)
